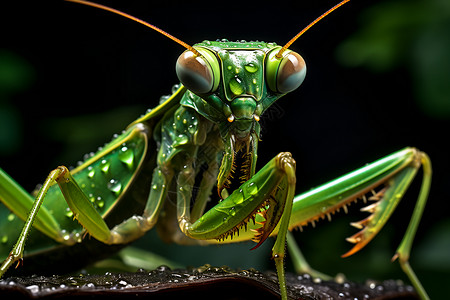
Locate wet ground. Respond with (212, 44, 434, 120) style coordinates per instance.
(0, 265, 418, 299)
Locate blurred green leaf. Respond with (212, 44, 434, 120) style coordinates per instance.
(0, 50, 35, 94)
(0, 50, 35, 154)
(336, 0, 450, 118)
(415, 220, 450, 270)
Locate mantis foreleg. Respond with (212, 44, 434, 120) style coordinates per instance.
(177, 152, 296, 300)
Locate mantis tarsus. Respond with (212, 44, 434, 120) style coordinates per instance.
(0, 1, 433, 299)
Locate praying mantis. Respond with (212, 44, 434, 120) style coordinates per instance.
(0, 1, 435, 299)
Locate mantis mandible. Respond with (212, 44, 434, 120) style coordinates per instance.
(0, 1, 431, 299)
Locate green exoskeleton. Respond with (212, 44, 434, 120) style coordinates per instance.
(0, 1, 431, 299)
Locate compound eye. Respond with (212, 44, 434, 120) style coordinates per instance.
(276, 51, 306, 93)
(266, 48, 306, 94)
(176, 49, 218, 94)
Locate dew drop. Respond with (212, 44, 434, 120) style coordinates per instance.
(245, 63, 258, 73)
(62, 230, 70, 241)
(171, 83, 180, 94)
(65, 208, 74, 218)
(88, 193, 95, 203)
(176, 134, 189, 146)
(87, 166, 95, 178)
(108, 179, 122, 196)
(188, 124, 196, 134)
(243, 181, 258, 197)
(229, 207, 236, 216)
(26, 285, 39, 294)
(157, 265, 171, 272)
(229, 76, 244, 96)
(84, 282, 95, 288)
(7, 213, 15, 222)
(101, 159, 110, 174)
(118, 146, 134, 169)
(97, 196, 104, 208)
(73, 232, 82, 243)
(159, 95, 170, 103)
(118, 280, 128, 286)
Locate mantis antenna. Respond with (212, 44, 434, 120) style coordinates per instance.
(65, 0, 201, 56)
(276, 0, 351, 58)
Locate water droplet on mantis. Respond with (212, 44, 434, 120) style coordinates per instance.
(176, 134, 189, 145)
(65, 208, 74, 218)
(87, 193, 94, 200)
(244, 181, 258, 197)
(229, 206, 236, 216)
(108, 179, 122, 196)
(171, 83, 180, 94)
(118, 146, 134, 168)
(96, 196, 104, 208)
(7, 213, 15, 222)
(188, 124, 196, 134)
(61, 230, 70, 241)
(101, 159, 110, 174)
(245, 63, 258, 73)
(87, 166, 95, 178)
(229, 76, 244, 95)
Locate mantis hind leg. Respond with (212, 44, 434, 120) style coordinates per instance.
(392, 152, 431, 300)
(0, 166, 87, 277)
(0, 123, 171, 278)
(287, 148, 430, 299)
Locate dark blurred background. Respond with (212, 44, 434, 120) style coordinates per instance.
(1, 0, 449, 298)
